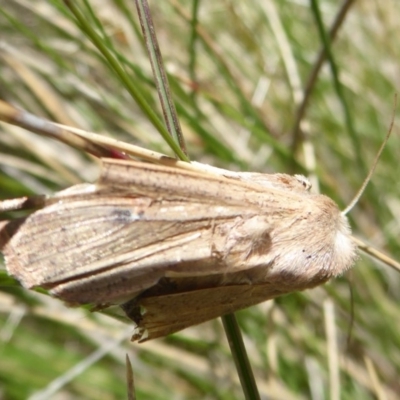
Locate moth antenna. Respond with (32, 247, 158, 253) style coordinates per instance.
(342, 95, 397, 216)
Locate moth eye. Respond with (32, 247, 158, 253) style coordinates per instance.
(294, 174, 312, 191)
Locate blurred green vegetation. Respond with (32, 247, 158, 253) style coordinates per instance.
(1, 1, 400, 399)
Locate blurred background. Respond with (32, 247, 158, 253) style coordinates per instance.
(0, 1, 399, 399)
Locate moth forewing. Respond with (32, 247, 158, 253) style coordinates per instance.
(123, 284, 284, 342)
(1, 158, 357, 341)
(1, 159, 270, 298)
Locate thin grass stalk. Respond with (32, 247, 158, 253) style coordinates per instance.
(309, 0, 364, 174)
(63, 0, 189, 161)
(135, 0, 188, 155)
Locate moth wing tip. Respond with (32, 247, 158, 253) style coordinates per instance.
(131, 326, 149, 342)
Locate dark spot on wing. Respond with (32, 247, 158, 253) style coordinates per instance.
(111, 209, 140, 222)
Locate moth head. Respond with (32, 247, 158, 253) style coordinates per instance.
(331, 211, 358, 276)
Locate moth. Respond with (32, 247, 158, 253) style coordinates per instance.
(0, 157, 357, 341)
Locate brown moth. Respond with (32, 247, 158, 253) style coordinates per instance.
(0, 157, 357, 341)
